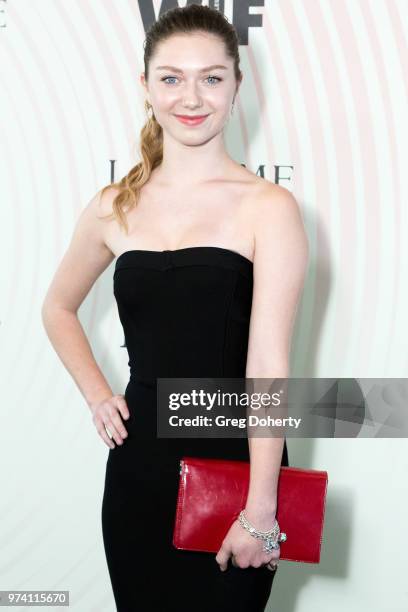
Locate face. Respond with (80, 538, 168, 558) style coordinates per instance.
(141, 32, 241, 142)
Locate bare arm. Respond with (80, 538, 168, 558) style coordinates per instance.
(41, 188, 117, 410)
(215, 184, 309, 572)
(244, 184, 309, 527)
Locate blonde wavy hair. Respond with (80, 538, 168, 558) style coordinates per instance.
(98, 3, 242, 233)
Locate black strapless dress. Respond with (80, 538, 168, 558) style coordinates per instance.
(101, 247, 289, 612)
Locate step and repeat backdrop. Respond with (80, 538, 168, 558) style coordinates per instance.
(1, 2, 407, 611)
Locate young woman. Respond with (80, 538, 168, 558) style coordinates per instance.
(42, 5, 308, 611)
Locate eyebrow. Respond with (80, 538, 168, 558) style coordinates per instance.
(155, 64, 228, 73)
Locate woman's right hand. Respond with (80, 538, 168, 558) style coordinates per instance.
(90, 394, 130, 449)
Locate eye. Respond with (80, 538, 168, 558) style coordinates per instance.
(160, 75, 222, 85)
(206, 75, 222, 85)
(161, 76, 178, 85)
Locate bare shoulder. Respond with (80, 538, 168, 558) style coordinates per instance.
(247, 179, 303, 222)
(97, 184, 121, 217)
(244, 179, 309, 264)
(235, 171, 298, 220)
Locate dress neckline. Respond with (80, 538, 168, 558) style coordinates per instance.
(115, 246, 253, 267)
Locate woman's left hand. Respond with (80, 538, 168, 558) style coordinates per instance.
(215, 512, 280, 572)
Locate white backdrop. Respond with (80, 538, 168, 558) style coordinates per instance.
(1, 1, 407, 611)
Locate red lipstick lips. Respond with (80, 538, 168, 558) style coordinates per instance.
(174, 114, 209, 126)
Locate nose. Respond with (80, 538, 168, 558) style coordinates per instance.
(182, 80, 202, 109)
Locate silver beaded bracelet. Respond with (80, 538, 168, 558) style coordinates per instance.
(238, 510, 287, 553)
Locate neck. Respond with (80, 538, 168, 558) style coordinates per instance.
(154, 130, 234, 185)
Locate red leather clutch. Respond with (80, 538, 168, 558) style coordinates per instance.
(173, 456, 328, 563)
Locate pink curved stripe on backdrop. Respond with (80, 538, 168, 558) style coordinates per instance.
(56, 1, 117, 161)
(236, 91, 251, 170)
(365, 3, 401, 374)
(291, 1, 381, 375)
(291, 0, 359, 375)
(100, 0, 146, 149)
(79, 0, 138, 163)
(0, 74, 48, 528)
(3, 8, 65, 417)
(263, 7, 320, 375)
(385, 0, 408, 374)
(326, 2, 385, 375)
(246, 42, 276, 170)
(35, 6, 97, 185)
(0, 81, 23, 324)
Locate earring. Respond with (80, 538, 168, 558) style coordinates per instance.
(146, 101, 153, 119)
(231, 101, 235, 116)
